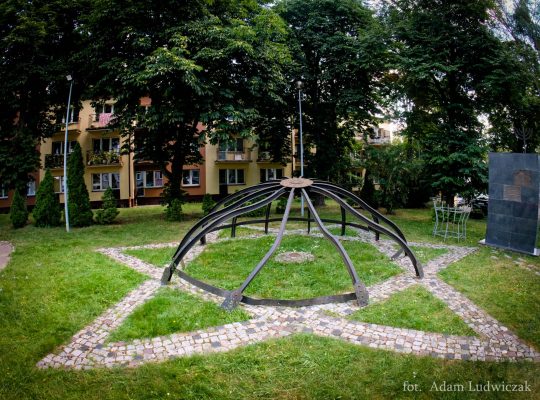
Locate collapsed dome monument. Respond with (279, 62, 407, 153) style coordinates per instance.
(161, 178, 423, 310)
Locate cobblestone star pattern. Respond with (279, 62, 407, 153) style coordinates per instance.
(37, 228, 540, 370)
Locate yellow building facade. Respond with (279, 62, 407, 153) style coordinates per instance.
(38, 100, 293, 207)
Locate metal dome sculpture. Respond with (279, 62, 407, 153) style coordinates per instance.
(161, 178, 424, 311)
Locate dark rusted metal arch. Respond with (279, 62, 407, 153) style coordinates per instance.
(161, 178, 423, 310)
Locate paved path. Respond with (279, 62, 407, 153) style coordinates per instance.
(37, 229, 540, 370)
(0, 241, 13, 272)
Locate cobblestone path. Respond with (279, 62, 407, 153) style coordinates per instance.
(37, 228, 540, 369)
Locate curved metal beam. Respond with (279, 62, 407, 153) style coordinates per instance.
(310, 186, 423, 278)
(209, 180, 281, 213)
(172, 185, 282, 261)
(161, 188, 286, 284)
(313, 180, 406, 241)
(301, 189, 369, 306)
(221, 188, 296, 310)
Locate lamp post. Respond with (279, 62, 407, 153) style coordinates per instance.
(296, 80, 305, 216)
(63, 75, 74, 232)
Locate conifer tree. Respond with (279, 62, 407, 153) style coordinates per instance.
(9, 189, 28, 229)
(67, 143, 93, 227)
(33, 169, 61, 227)
(94, 187, 119, 224)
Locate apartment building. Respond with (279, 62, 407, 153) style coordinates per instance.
(0, 100, 293, 211)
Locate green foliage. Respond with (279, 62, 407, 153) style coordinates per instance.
(82, 1, 293, 203)
(33, 169, 61, 227)
(359, 172, 379, 209)
(201, 193, 216, 216)
(165, 198, 184, 221)
(243, 201, 267, 217)
(9, 189, 28, 229)
(67, 143, 93, 227)
(388, 0, 497, 201)
(275, 197, 287, 214)
(364, 143, 424, 214)
(0, 0, 85, 189)
(277, 0, 387, 181)
(94, 187, 119, 225)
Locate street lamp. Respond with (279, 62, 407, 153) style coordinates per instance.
(296, 80, 305, 216)
(63, 75, 74, 232)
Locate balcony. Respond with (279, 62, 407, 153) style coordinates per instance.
(216, 149, 251, 163)
(54, 119, 81, 135)
(367, 136, 391, 145)
(88, 113, 115, 131)
(86, 150, 122, 167)
(44, 154, 66, 169)
(256, 151, 274, 163)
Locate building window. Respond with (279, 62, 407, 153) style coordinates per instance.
(27, 180, 36, 197)
(0, 184, 7, 199)
(144, 170, 163, 188)
(182, 169, 200, 186)
(56, 107, 79, 124)
(93, 137, 120, 153)
(53, 176, 65, 193)
(52, 140, 78, 155)
(219, 169, 245, 185)
(92, 173, 120, 191)
(260, 168, 283, 183)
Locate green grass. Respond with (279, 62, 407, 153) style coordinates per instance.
(165, 234, 401, 299)
(125, 246, 176, 268)
(0, 204, 539, 399)
(439, 247, 540, 349)
(349, 285, 477, 336)
(108, 288, 250, 342)
(410, 246, 448, 264)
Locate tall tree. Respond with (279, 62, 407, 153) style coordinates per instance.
(485, 0, 540, 152)
(386, 0, 501, 202)
(67, 143, 93, 227)
(276, 0, 388, 182)
(80, 0, 292, 204)
(33, 169, 61, 227)
(0, 0, 88, 191)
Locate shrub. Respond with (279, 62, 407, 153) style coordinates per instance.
(166, 198, 184, 221)
(33, 169, 61, 227)
(10, 190, 28, 229)
(244, 200, 266, 217)
(275, 197, 287, 214)
(360, 173, 379, 209)
(202, 193, 216, 215)
(94, 187, 119, 224)
(67, 143, 93, 227)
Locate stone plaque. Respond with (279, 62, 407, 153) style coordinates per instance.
(514, 170, 533, 187)
(503, 185, 521, 202)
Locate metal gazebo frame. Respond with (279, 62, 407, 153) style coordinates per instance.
(161, 178, 423, 311)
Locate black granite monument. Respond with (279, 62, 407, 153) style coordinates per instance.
(484, 153, 539, 255)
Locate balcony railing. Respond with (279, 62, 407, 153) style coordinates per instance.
(44, 154, 66, 169)
(86, 150, 122, 166)
(256, 151, 273, 162)
(88, 113, 114, 130)
(367, 136, 391, 145)
(216, 149, 251, 162)
(54, 119, 81, 134)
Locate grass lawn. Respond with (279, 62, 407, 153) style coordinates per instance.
(439, 247, 540, 349)
(132, 234, 402, 299)
(108, 288, 251, 342)
(348, 285, 477, 336)
(0, 203, 539, 399)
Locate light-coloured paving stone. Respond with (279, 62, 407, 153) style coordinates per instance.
(37, 226, 540, 369)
